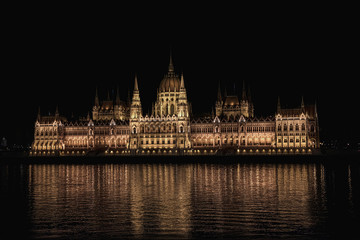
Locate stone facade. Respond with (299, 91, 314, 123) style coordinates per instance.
(31, 55, 320, 156)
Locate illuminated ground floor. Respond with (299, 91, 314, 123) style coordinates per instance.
(29, 147, 318, 156)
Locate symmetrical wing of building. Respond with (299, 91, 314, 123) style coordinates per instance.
(31, 55, 320, 156)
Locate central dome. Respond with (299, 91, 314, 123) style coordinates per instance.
(159, 73, 181, 92)
(159, 52, 181, 92)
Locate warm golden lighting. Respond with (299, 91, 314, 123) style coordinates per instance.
(31, 53, 319, 156)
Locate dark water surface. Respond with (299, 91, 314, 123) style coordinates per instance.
(1, 160, 359, 239)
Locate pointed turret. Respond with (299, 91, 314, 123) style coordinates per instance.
(177, 72, 189, 118)
(277, 96, 281, 113)
(217, 81, 222, 102)
(215, 82, 223, 117)
(55, 105, 59, 119)
(247, 84, 252, 103)
(134, 74, 139, 92)
(301, 96, 305, 112)
(37, 106, 41, 121)
(95, 87, 100, 107)
(116, 86, 121, 105)
(130, 74, 142, 119)
(180, 72, 185, 89)
(241, 81, 247, 101)
(179, 73, 187, 98)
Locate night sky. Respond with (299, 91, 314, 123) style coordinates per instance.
(1, 7, 358, 147)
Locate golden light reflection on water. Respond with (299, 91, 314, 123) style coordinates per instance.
(27, 163, 330, 238)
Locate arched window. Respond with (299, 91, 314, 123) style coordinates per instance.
(295, 124, 299, 131)
(180, 125, 184, 133)
(132, 127, 137, 134)
(311, 125, 315, 132)
(284, 124, 287, 131)
(278, 125, 281, 131)
(302, 123, 305, 131)
(290, 124, 293, 131)
(170, 104, 175, 115)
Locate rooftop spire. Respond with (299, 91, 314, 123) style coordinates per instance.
(180, 72, 185, 89)
(168, 49, 174, 72)
(247, 84, 252, 102)
(277, 96, 281, 113)
(134, 73, 139, 91)
(217, 81, 222, 102)
(242, 81, 247, 101)
(301, 96, 305, 110)
(37, 106, 41, 121)
(95, 87, 100, 106)
(116, 85, 121, 105)
(55, 105, 59, 118)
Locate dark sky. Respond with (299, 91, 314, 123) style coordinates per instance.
(1, 6, 358, 146)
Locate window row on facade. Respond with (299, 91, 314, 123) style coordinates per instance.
(190, 125, 275, 134)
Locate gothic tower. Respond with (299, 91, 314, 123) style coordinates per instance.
(177, 73, 191, 148)
(129, 74, 142, 150)
(240, 81, 249, 117)
(130, 74, 142, 119)
(215, 81, 223, 117)
(92, 87, 100, 120)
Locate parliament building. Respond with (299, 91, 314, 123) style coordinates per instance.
(30, 55, 320, 156)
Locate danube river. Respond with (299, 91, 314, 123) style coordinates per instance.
(1, 159, 359, 239)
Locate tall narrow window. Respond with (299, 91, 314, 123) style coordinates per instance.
(311, 125, 315, 132)
(170, 104, 174, 115)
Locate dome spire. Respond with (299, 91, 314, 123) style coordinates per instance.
(134, 73, 139, 91)
(168, 49, 174, 72)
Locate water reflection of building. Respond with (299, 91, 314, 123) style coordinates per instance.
(28, 164, 192, 238)
(30, 53, 320, 156)
(29, 164, 352, 238)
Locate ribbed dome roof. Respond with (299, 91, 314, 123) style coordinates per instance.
(159, 73, 180, 92)
(159, 52, 181, 92)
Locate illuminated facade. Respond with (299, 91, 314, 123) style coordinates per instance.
(31, 55, 320, 156)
